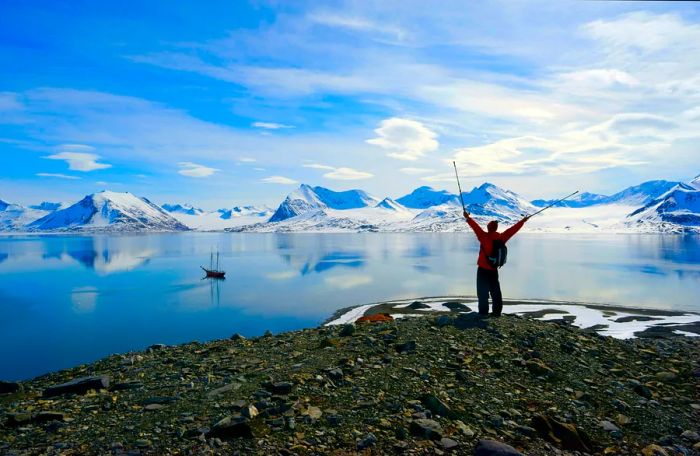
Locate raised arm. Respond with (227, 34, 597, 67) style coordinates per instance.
(502, 216, 529, 242)
(464, 211, 486, 241)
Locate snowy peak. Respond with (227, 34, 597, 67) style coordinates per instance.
(218, 205, 273, 219)
(269, 184, 327, 222)
(29, 191, 189, 232)
(691, 174, 700, 190)
(312, 186, 379, 209)
(396, 186, 458, 209)
(627, 183, 700, 229)
(269, 184, 379, 222)
(607, 180, 680, 205)
(375, 197, 408, 211)
(532, 192, 608, 208)
(462, 183, 535, 219)
(162, 203, 204, 216)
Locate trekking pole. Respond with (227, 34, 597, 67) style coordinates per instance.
(527, 190, 579, 217)
(453, 161, 467, 214)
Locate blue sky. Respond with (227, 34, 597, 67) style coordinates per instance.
(1, 0, 699, 209)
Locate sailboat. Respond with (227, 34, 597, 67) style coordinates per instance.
(201, 251, 226, 279)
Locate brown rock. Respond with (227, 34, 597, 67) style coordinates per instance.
(531, 415, 593, 452)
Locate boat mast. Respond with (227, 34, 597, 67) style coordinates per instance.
(216, 252, 219, 271)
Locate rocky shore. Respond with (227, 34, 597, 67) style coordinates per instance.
(1, 308, 699, 455)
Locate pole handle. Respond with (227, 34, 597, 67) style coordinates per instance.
(527, 190, 579, 217)
(453, 161, 467, 214)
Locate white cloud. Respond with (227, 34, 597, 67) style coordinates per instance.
(308, 12, 407, 41)
(261, 175, 299, 184)
(45, 150, 112, 171)
(252, 121, 294, 130)
(323, 167, 373, 180)
(304, 163, 373, 180)
(557, 69, 639, 87)
(239, 157, 256, 163)
(0, 92, 23, 111)
(400, 167, 434, 175)
(36, 173, 81, 180)
(367, 117, 438, 160)
(178, 162, 219, 177)
(303, 163, 335, 170)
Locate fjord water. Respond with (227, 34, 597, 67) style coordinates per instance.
(1, 233, 698, 380)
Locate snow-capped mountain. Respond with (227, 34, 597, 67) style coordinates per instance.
(532, 180, 680, 208)
(691, 175, 700, 190)
(218, 205, 273, 219)
(269, 185, 379, 222)
(396, 186, 459, 209)
(1, 199, 53, 231)
(461, 182, 535, 220)
(28, 191, 189, 232)
(161, 203, 204, 216)
(627, 183, 700, 231)
(374, 197, 409, 212)
(532, 192, 608, 208)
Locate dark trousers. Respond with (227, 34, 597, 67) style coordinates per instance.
(477, 267, 502, 316)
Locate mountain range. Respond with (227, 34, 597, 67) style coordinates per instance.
(1, 175, 698, 233)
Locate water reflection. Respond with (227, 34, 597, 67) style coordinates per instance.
(0, 232, 699, 381)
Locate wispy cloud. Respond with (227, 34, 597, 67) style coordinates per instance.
(367, 118, 438, 160)
(36, 173, 81, 180)
(400, 167, 434, 175)
(304, 163, 373, 180)
(45, 149, 111, 172)
(324, 274, 373, 289)
(178, 162, 219, 177)
(261, 175, 298, 184)
(252, 121, 294, 130)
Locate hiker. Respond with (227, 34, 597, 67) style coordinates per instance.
(463, 211, 529, 316)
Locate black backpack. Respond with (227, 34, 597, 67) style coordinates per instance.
(487, 239, 507, 268)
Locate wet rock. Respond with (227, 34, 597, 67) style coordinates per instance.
(356, 432, 377, 450)
(5, 412, 32, 427)
(207, 382, 241, 398)
(303, 406, 322, 420)
(599, 420, 620, 432)
(421, 394, 453, 418)
(634, 384, 653, 399)
(263, 381, 293, 395)
(455, 420, 475, 437)
(410, 418, 443, 440)
(148, 343, 167, 351)
(454, 313, 489, 330)
(515, 425, 536, 436)
(144, 404, 165, 411)
(339, 324, 355, 337)
(525, 359, 554, 378)
(407, 301, 430, 310)
(241, 405, 258, 419)
(681, 430, 700, 442)
(230, 333, 246, 341)
(474, 439, 523, 455)
(442, 301, 471, 312)
(0, 380, 20, 394)
(395, 340, 417, 353)
(531, 415, 593, 452)
(440, 437, 460, 450)
(654, 371, 677, 383)
(43, 375, 110, 397)
(642, 444, 669, 456)
(326, 368, 344, 381)
(207, 415, 253, 439)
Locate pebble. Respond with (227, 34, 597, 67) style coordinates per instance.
(409, 418, 443, 440)
(474, 439, 523, 455)
(356, 433, 377, 450)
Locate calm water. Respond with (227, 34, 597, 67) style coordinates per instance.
(1, 233, 699, 380)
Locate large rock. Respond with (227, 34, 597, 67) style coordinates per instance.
(531, 415, 593, 452)
(420, 394, 454, 418)
(410, 418, 443, 440)
(0, 381, 20, 394)
(206, 415, 253, 439)
(474, 439, 523, 455)
(43, 376, 110, 397)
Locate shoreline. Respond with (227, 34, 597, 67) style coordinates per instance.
(1, 302, 699, 455)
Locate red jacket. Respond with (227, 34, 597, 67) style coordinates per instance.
(466, 217, 525, 270)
